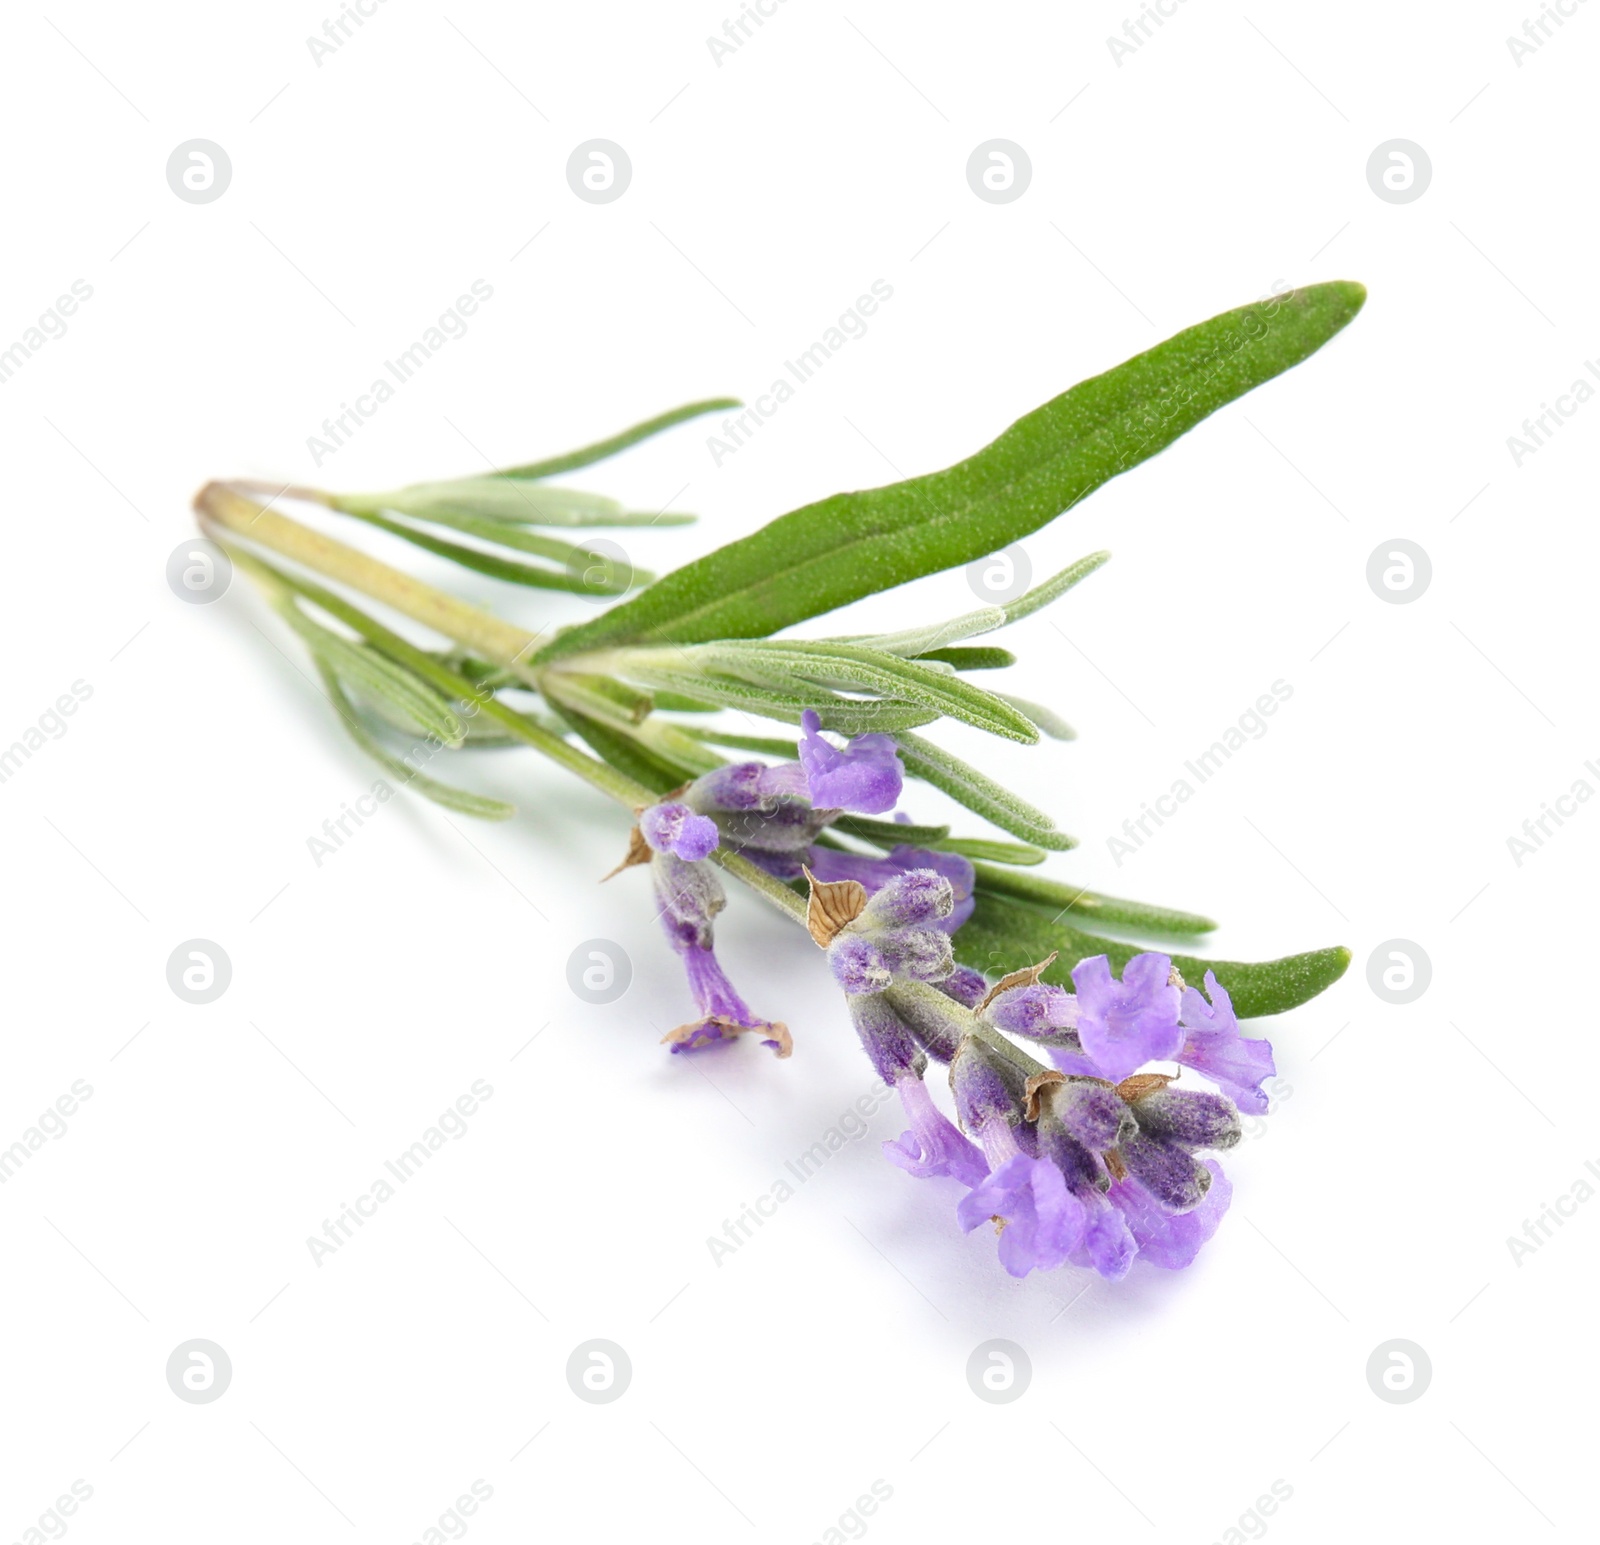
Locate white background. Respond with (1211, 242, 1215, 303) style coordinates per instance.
(2, 2, 1595, 1541)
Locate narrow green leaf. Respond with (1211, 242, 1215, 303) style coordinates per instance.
(936, 837, 1047, 866)
(917, 646, 1016, 671)
(493, 398, 741, 480)
(831, 815, 952, 847)
(993, 692, 1075, 741)
(543, 673, 655, 725)
(536, 283, 1366, 660)
(546, 702, 692, 794)
(697, 641, 1040, 744)
(999, 551, 1112, 628)
(275, 602, 466, 746)
(957, 892, 1349, 1018)
(336, 507, 641, 594)
(833, 607, 1008, 657)
(895, 731, 1074, 850)
(677, 726, 801, 757)
(970, 863, 1217, 932)
(313, 661, 515, 820)
(603, 657, 940, 735)
(652, 691, 721, 713)
(334, 481, 690, 528)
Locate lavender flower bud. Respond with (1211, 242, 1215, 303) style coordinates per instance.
(652, 852, 726, 938)
(640, 801, 719, 862)
(829, 934, 892, 995)
(936, 966, 989, 1009)
(1128, 1088, 1241, 1151)
(987, 981, 1078, 1041)
(950, 1036, 1029, 1132)
(1050, 1079, 1136, 1150)
(884, 983, 968, 1063)
(848, 992, 925, 1084)
(878, 926, 954, 983)
(1035, 1116, 1111, 1196)
(862, 869, 954, 930)
(1119, 1131, 1213, 1212)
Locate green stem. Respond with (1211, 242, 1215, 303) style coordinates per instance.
(196, 481, 546, 684)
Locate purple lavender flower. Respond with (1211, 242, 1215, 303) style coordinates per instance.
(884, 1072, 988, 1186)
(640, 800, 720, 862)
(957, 1155, 1086, 1277)
(848, 993, 986, 1184)
(1071, 952, 1183, 1083)
(658, 914, 792, 1057)
(806, 844, 976, 931)
(935, 965, 989, 1009)
(829, 934, 893, 995)
(797, 709, 903, 814)
(986, 981, 1077, 1041)
(823, 869, 958, 996)
(1102, 1160, 1233, 1270)
(1177, 971, 1276, 1115)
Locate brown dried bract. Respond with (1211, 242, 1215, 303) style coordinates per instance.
(974, 951, 1060, 1014)
(802, 867, 867, 948)
(600, 824, 653, 882)
(1104, 1149, 1129, 1182)
(1022, 1069, 1066, 1123)
(1114, 1071, 1177, 1103)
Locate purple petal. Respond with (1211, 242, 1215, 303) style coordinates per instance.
(957, 1155, 1086, 1278)
(640, 801, 720, 861)
(1109, 1160, 1232, 1270)
(1178, 972, 1275, 1115)
(1071, 952, 1182, 1083)
(798, 709, 903, 815)
(883, 1072, 987, 1186)
(659, 914, 790, 1057)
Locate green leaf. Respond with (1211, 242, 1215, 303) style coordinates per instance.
(313, 661, 515, 820)
(970, 863, 1216, 932)
(602, 656, 941, 735)
(275, 602, 466, 746)
(993, 692, 1074, 741)
(693, 641, 1040, 743)
(999, 551, 1112, 628)
(677, 726, 800, 757)
(493, 398, 741, 480)
(831, 815, 952, 847)
(546, 702, 692, 793)
(335, 508, 642, 594)
(833, 607, 1008, 657)
(334, 481, 691, 529)
(916, 646, 1016, 671)
(536, 283, 1365, 660)
(956, 892, 1349, 1018)
(895, 731, 1074, 850)
(937, 837, 1047, 866)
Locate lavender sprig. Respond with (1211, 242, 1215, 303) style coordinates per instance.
(196, 283, 1366, 1282)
